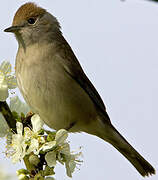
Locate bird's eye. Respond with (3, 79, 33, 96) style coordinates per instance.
(27, 18, 36, 24)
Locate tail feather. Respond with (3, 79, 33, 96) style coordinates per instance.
(100, 124, 155, 177)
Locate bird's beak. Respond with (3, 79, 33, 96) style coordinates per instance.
(4, 25, 22, 33)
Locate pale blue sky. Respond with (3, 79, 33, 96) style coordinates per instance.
(0, 0, 158, 179)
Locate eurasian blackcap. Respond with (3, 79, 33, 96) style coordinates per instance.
(4, 2, 155, 177)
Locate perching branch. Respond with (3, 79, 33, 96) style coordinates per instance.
(0, 101, 16, 132)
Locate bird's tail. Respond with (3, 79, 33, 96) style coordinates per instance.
(98, 123, 155, 177)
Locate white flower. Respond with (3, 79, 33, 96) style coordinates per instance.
(24, 114, 44, 139)
(8, 114, 47, 162)
(44, 129, 69, 166)
(44, 129, 81, 178)
(9, 114, 44, 163)
(43, 129, 68, 157)
(11, 122, 27, 163)
(0, 61, 16, 101)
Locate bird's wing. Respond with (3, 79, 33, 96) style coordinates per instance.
(57, 36, 107, 115)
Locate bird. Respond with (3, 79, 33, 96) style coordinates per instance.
(4, 2, 155, 177)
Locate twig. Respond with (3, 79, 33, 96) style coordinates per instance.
(0, 101, 16, 132)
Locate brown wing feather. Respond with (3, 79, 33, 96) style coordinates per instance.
(55, 34, 107, 116)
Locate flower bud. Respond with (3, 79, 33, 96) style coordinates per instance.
(29, 154, 40, 166)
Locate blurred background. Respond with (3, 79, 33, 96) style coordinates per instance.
(0, 0, 158, 179)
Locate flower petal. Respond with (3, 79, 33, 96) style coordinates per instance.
(45, 151, 57, 167)
(65, 160, 72, 178)
(69, 160, 76, 174)
(10, 96, 30, 115)
(60, 143, 70, 155)
(55, 129, 68, 145)
(65, 155, 77, 177)
(31, 114, 44, 132)
(24, 127, 33, 140)
(0, 82, 8, 101)
(0, 72, 5, 84)
(6, 75, 17, 89)
(40, 141, 56, 152)
(0, 61, 11, 75)
(11, 141, 25, 163)
(16, 122, 23, 136)
(17, 174, 28, 180)
(0, 114, 9, 137)
(26, 139, 39, 154)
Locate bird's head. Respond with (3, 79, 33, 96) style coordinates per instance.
(4, 2, 61, 47)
